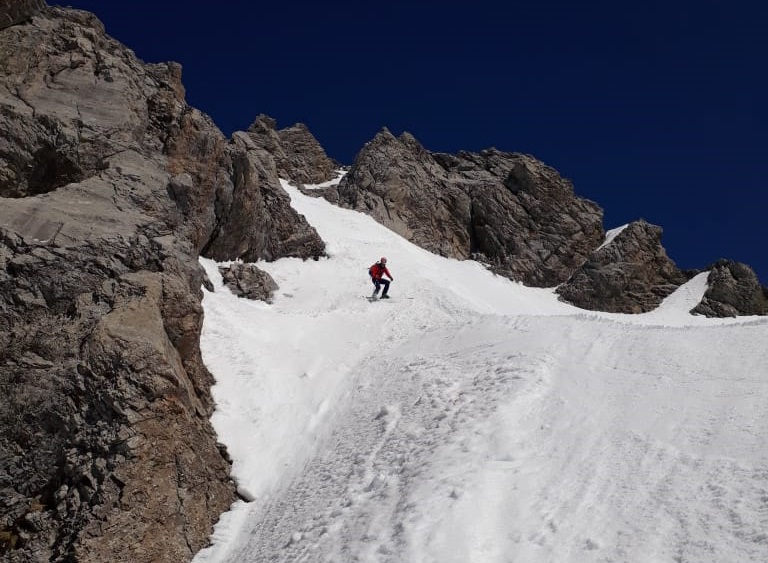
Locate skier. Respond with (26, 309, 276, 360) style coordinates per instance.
(368, 257, 394, 299)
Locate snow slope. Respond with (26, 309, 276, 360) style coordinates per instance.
(193, 178, 768, 563)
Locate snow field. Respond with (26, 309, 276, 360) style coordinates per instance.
(194, 176, 768, 563)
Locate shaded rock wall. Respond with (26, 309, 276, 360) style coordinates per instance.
(691, 260, 768, 317)
(556, 220, 689, 313)
(0, 0, 44, 30)
(246, 114, 337, 185)
(201, 132, 326, 262)
(0, 5, 323, 562)
(335, 128, 605, 287)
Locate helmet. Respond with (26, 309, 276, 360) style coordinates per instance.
(380, 257, 387, 264)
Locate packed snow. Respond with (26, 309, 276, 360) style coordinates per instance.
(193, 177, 768, 563)
(596, 224, 629, 251)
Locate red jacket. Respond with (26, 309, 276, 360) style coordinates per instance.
(369, 262, 392, 280)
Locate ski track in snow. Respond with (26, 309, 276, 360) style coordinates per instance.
(194, 178, 768, 563)
(224, 320, 536, 562)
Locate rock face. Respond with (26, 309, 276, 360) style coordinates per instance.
(246, 114, 337, 185)
(335, 128, 605, 287)
(335, 131, 767, 317)
(0, 0, 44, 30)
(691, 260, 768, 317)
(219, 262, 279, 302)
(198, 131, 326, 262)
(0, 5, 323, 562)
(555, 221, 689, 313)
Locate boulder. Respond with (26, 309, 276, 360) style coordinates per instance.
(219, 262, 279, 302)
(691, 260, 768, 317)
(556, 220, 689, 313)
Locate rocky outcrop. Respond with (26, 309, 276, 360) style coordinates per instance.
(278, 122, 339, 183)
(332, 130, 767, 316)
(219, 262, 279, 302)
(335, 128, 604, 287)
(556, 220, 689, 313)
(0, 0, 44, 30)
(0, 5, 323, 562)
(246, 114, 337, 185)
(691, 260, 768, 317)
(201, 131, 326, 262)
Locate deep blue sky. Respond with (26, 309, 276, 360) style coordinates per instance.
(60, 1, 767, 283)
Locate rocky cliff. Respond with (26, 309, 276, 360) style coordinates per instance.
(0, 0, 43, 30)
(556, 226, 768, 315)
(0, 3, 323, 562)
(555, 221, 690, 313)
(333, 130, 766, 314)
(335, 128, 605, 287)
(246, 114, 338, 186)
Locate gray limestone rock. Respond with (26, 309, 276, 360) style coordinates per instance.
(0, 5, 323, 562)
(278, 122, 339, 184)
(556, 220, 689, 313)
(333, 129, 766, 316)
(219, 262, 279, 302)
(335, 128, 605, 287)
(691, 260, 768, 317)
(246, 114, 337, 185)
(200, 131, 326, 262)
(0, 0, 45, 31)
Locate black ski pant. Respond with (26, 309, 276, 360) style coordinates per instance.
(372, 277, 390, 296)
